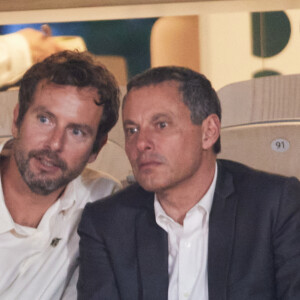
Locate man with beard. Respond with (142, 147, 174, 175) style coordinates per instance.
(78, 66, 300, 300)
(0, 50, 120, 299)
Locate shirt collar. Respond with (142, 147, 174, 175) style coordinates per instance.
(154, 163, 218, 226)
(57, 177, 79, 213)
(195, 162, 218, 216)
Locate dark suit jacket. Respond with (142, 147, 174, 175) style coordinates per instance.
(77, 159, 300, 300)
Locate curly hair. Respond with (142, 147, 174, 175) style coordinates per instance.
(18, 50, 120, 153)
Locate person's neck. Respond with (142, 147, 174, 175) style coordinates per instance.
(1, 155, 64, 228)
(156, 157, 216, 225)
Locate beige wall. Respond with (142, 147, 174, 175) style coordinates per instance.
(0, 0, 300, 25)
(199, 9, 300, 90)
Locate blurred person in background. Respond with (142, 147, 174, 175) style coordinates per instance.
(0, 25, 65, 89)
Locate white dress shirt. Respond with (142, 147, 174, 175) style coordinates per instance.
(155, 165, 217, 300)
(0, 140, 120, 299)
(0, 33, 32, 88)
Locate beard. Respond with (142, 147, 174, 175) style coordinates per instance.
(14, 146, 89, 196)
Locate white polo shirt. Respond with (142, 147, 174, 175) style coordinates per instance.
(0, 140, 120, 299)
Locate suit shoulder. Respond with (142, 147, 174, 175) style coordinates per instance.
(217, 159, 300, 204)
(81, 183, 154, 232)
(217, 159, 299, 184)
(85, 183, 153, 214)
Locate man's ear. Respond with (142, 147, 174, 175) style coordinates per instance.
(12, 103, 20, 138)
(201, 114, 221, 150)
(88, 134, 108, 163)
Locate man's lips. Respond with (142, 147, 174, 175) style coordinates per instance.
(138, 160, 162, 170)
(29, 151, 67, 172)
(27, 149, 67, 171)
(135, 153, 166, 171)
(33, 156, 62, 171)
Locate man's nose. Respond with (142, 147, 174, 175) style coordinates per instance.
(46, 127, 65, 152)
(136, 129, 153, 152)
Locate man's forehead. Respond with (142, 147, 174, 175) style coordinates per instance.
(124, 80, 182, 107)
(36, 80, 97, 93)
(123, 81, 187, 120)
(32, 80, 100, 105)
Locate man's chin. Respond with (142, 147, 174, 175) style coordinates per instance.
(24, 174, 67, 195)
(136, 175, 164, 193)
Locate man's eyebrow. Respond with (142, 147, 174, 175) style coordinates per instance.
(123, 120, 137, 127)
(151, 113, 172, 123)
(123, 113, 173, 127)
(32, 106, 56, 118)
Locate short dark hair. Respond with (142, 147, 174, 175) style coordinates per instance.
(125, 66, 221, 153)
(18, 50, 120, 153)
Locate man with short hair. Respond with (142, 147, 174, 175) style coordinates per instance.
(0, 50, 120, 299)
(78, 66, 300, 300)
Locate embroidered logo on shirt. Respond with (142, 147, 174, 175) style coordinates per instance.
(50, 238, 62, 247)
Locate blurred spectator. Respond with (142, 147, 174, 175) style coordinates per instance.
(0, 25, 64, 89)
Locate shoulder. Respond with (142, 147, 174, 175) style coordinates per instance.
(69, 168, 121, 208)
(80, 167, 121, 192)
(217, 158, 299, 185)
(88, 182, 153, 210)
(78, 183, 154, 237)
(81, 183, 154, 224)
(217, 159, 300, 204)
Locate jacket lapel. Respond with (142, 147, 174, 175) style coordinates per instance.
(208, 160, 238, 300)
(136, 196, 169, 300)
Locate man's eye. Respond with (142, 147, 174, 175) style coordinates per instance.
(126, 127, 138, 136)
(38, 115, 49, 124)
(72, 128, 83, 136)
(158, 122, 167, 129)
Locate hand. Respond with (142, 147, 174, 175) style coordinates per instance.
(19, 25, 65, 63)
